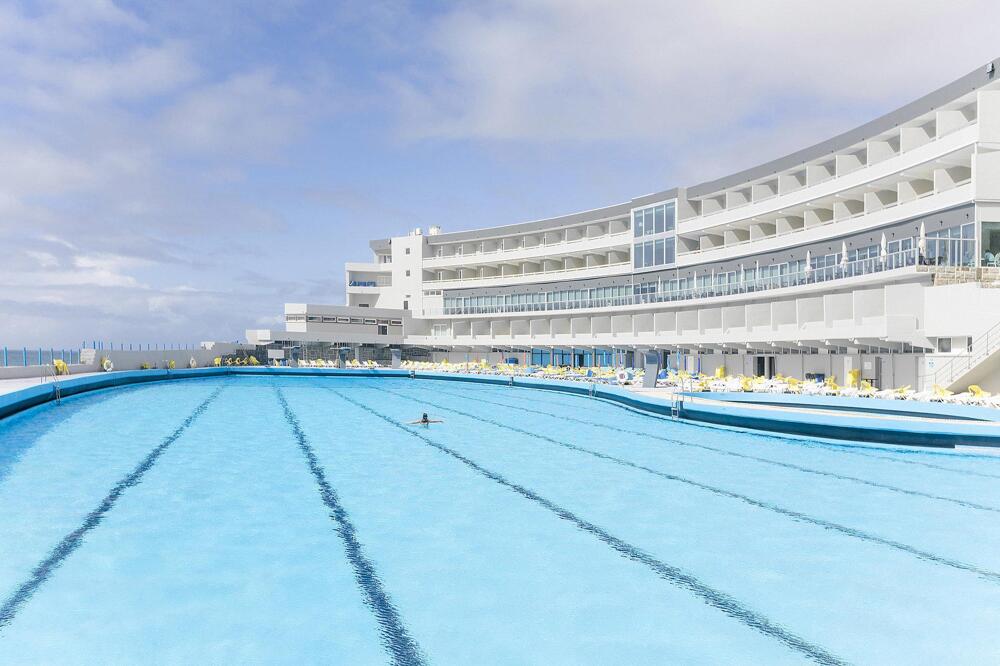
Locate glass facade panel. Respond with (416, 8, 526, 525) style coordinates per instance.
(631, 200, 677, 269)
(439, 222, 972, 317)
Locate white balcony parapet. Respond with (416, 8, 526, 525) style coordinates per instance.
(424, 230, 631, 266)
(680, 124, 976, 234)
(677, 182, 973, 266)
(427, 261, 631, 288)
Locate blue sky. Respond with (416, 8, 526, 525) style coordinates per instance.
(2, 0, 998, 347)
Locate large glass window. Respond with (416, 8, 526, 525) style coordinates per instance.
(632, 202, 676, 237)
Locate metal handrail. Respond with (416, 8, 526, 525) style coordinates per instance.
(932, 318, 1000, 387)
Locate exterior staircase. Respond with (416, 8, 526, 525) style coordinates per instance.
(935, 317, 1000, 392)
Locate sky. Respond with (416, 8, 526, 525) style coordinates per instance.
(1, 0, 999, 348)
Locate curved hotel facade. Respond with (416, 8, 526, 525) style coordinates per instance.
(249, 59, 1000, 391)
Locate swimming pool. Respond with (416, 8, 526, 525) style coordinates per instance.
(1, 374, 999, 664)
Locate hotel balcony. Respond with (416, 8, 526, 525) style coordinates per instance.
(677, 142, 975, 264)
(680, 100, 978, 228)
(424, 220, 630, 268)
(424, 253, 631, 289)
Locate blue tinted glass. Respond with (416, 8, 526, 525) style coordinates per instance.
(664, 237, 675, 264)
(633, 243, 644, 268)
(643, 241, 654, 266)
(664, 202, 676, 231)
(654, 238, 665, 265)
(644, 208, 655, 235)
(633, 210, 643, 237)
(654, 206, 665, 234)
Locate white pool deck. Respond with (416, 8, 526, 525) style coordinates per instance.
(0, 372, 105, 398)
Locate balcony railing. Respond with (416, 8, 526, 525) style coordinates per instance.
(430, 247, 947, 317)
(680, 179, 973, 258)
(689, 117, 976, 223)
(427, 230, 630, 261)
(427, 261, 631, 284)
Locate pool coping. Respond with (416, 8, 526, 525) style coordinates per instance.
(2, 367, 998, 448)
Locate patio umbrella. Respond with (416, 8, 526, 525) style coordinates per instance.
(840, 241, 849, 270)
(805, 250, 812, 276)
(880, 232, 888, 263)
(918, 221, 927, 259)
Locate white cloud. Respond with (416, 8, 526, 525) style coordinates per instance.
(12, 41, 200, 104)
(159, 69, 308, 159)
(391, 0, 1000, 148)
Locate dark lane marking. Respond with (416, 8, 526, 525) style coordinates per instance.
(456, 384, 1000, 479)
(0, 385, 226, 631)
(274, 387, 425, 666)
(332, 390, 845, 665)
(373, 385, 1000, 586)
(419, 385, 1000, 513)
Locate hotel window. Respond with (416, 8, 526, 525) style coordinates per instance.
(633, 202, 676, 237)
(363, 318, 377, 325)
(378, 325, 388, 335)
(634, 238, 676, 269)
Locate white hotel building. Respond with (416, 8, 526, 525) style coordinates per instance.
(248, 59, 1000, 391)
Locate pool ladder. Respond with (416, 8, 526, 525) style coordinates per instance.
(44, 363, 62, 404)
(671, 392, 683, 419)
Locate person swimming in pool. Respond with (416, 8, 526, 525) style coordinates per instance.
(409, 412, 443, 427)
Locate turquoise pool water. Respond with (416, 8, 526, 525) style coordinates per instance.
(1, 375, 1000, 664)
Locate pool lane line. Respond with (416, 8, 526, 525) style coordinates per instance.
(372, 385, 1000, 586)
(0, 384, 226, 632)
(273, 387, 425, 666)
(450, 383, 1000, 479)
(330, 390, 846, 666)
(418, 385, 1000, 513)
